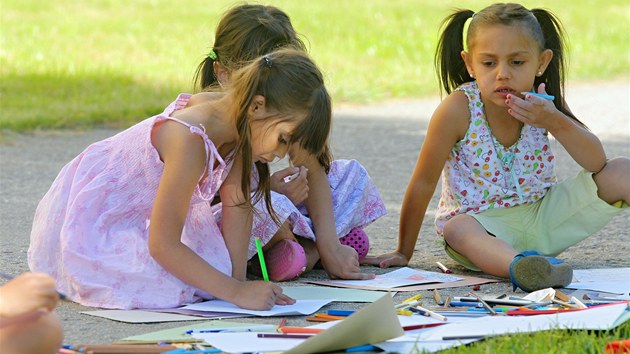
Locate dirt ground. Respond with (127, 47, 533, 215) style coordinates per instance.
(0, 81, 628, 344)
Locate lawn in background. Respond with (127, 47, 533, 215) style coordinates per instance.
(1, 0, 630, 350)
(1, 0, 628, 131)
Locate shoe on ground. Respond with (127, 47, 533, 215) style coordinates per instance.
(339, 227, 370, 261)
(509, 250, 573, 292)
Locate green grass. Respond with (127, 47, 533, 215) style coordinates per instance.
(1, 0, 629, 132)
(434, 322, 630, 354)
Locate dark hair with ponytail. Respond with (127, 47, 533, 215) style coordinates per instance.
(434, 9, 475, 96)
(435, 3, 580, 124)
(193, 4, 332, 172)
(193, 4, 307, 91)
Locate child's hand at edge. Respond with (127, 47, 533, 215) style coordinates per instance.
(232, 281, 295, 311)
(361, 251, 409, 268)
(0, 273, 60, 319)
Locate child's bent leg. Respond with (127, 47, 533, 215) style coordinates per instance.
(444, 214, 573, 292)
(296, 237, 320, 272)
(443, 214, 517, 278)
(261, 220, 298, 252)
(593, 157, 630, 205)
(262, 220, 319, 272)
(249, 220, 308, 281)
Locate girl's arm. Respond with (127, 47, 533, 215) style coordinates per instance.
(150, 122, 292, 310)
(218, 155, 251, 282)
(507, 88, 606, 172)
(291, 148, 374, 280)
(363, 93, 469, 267)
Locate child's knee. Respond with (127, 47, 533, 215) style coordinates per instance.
(442, 215, 468, 246)
(594, 156, 630, 203)
(598, 156, 630, 178)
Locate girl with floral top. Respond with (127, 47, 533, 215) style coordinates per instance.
(364, 3, 629, 292)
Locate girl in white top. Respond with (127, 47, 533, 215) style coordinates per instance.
(365, 3, 629, 292)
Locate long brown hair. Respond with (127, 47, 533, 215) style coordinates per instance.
(227, 48, 332, 217)
(194, 3, 332, 171)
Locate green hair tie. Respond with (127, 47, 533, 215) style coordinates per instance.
(208, 49, 217, 60)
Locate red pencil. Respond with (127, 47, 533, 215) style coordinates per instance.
(402, 322, 446, 331)
(506, 308, 584, 316)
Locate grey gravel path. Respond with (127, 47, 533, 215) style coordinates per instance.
(0, 81, 628, 344)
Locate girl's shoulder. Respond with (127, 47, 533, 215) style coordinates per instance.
(187, 91, 223, 107)
(430, 91, 470, 140)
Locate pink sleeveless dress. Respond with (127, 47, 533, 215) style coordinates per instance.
(28, 94, 233, 309)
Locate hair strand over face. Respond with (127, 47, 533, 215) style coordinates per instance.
(227, 48, 332, 223)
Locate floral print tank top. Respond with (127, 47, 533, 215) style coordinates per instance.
(435, 81, 557, 234)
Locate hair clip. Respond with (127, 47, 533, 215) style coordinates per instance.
(262, 56, 272, 68)
(208, 49, 217, 60)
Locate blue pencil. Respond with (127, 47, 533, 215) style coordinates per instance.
(328, 309, 355, 316)
(521, 91, 555, 100)
(346, 344, 377, 352)
(448, 301, 483, 308)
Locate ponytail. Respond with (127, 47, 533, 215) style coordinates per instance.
(193, 51, 220, 92)
(531, 9, 580, 123)
(435, 9, 474, 95)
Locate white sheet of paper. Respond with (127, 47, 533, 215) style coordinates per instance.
(416, 302, 629, 340)
(194, 294, 404, 354)
(397, 313, 480, 329)
(567, 268, 630, 295)
(281, 285, 388, 302)
(194, 332, 302, 353)
(323, 267, 462, 289)
(182, 299, 331, 316)
(81, 310, 209, 323)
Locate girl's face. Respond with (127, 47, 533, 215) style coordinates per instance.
(248, 96, 303, 164)
(461, 24, 552, 109)
(251, 118, 298, 164)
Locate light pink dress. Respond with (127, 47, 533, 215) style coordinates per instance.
(28, 94, 234, 309)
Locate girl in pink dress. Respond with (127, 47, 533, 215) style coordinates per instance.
(196, 4, 385, 282)
(28, 48, 331, 309)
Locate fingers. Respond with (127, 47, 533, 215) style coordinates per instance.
(360, 253, 408, 268)
(341, 271, 376, 280)
(270, 284, 295, 306)
(379, 256, 408, 268)
(275, 293, 296, 305)
(508, 106, 528, 123)
(359, 256, 381, 266)
(506, 94, 542, 124)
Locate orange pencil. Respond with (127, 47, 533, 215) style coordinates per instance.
(278, 326, 324, 334)
(305, 316, 330, 322)
(313, 313, 346, 321)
